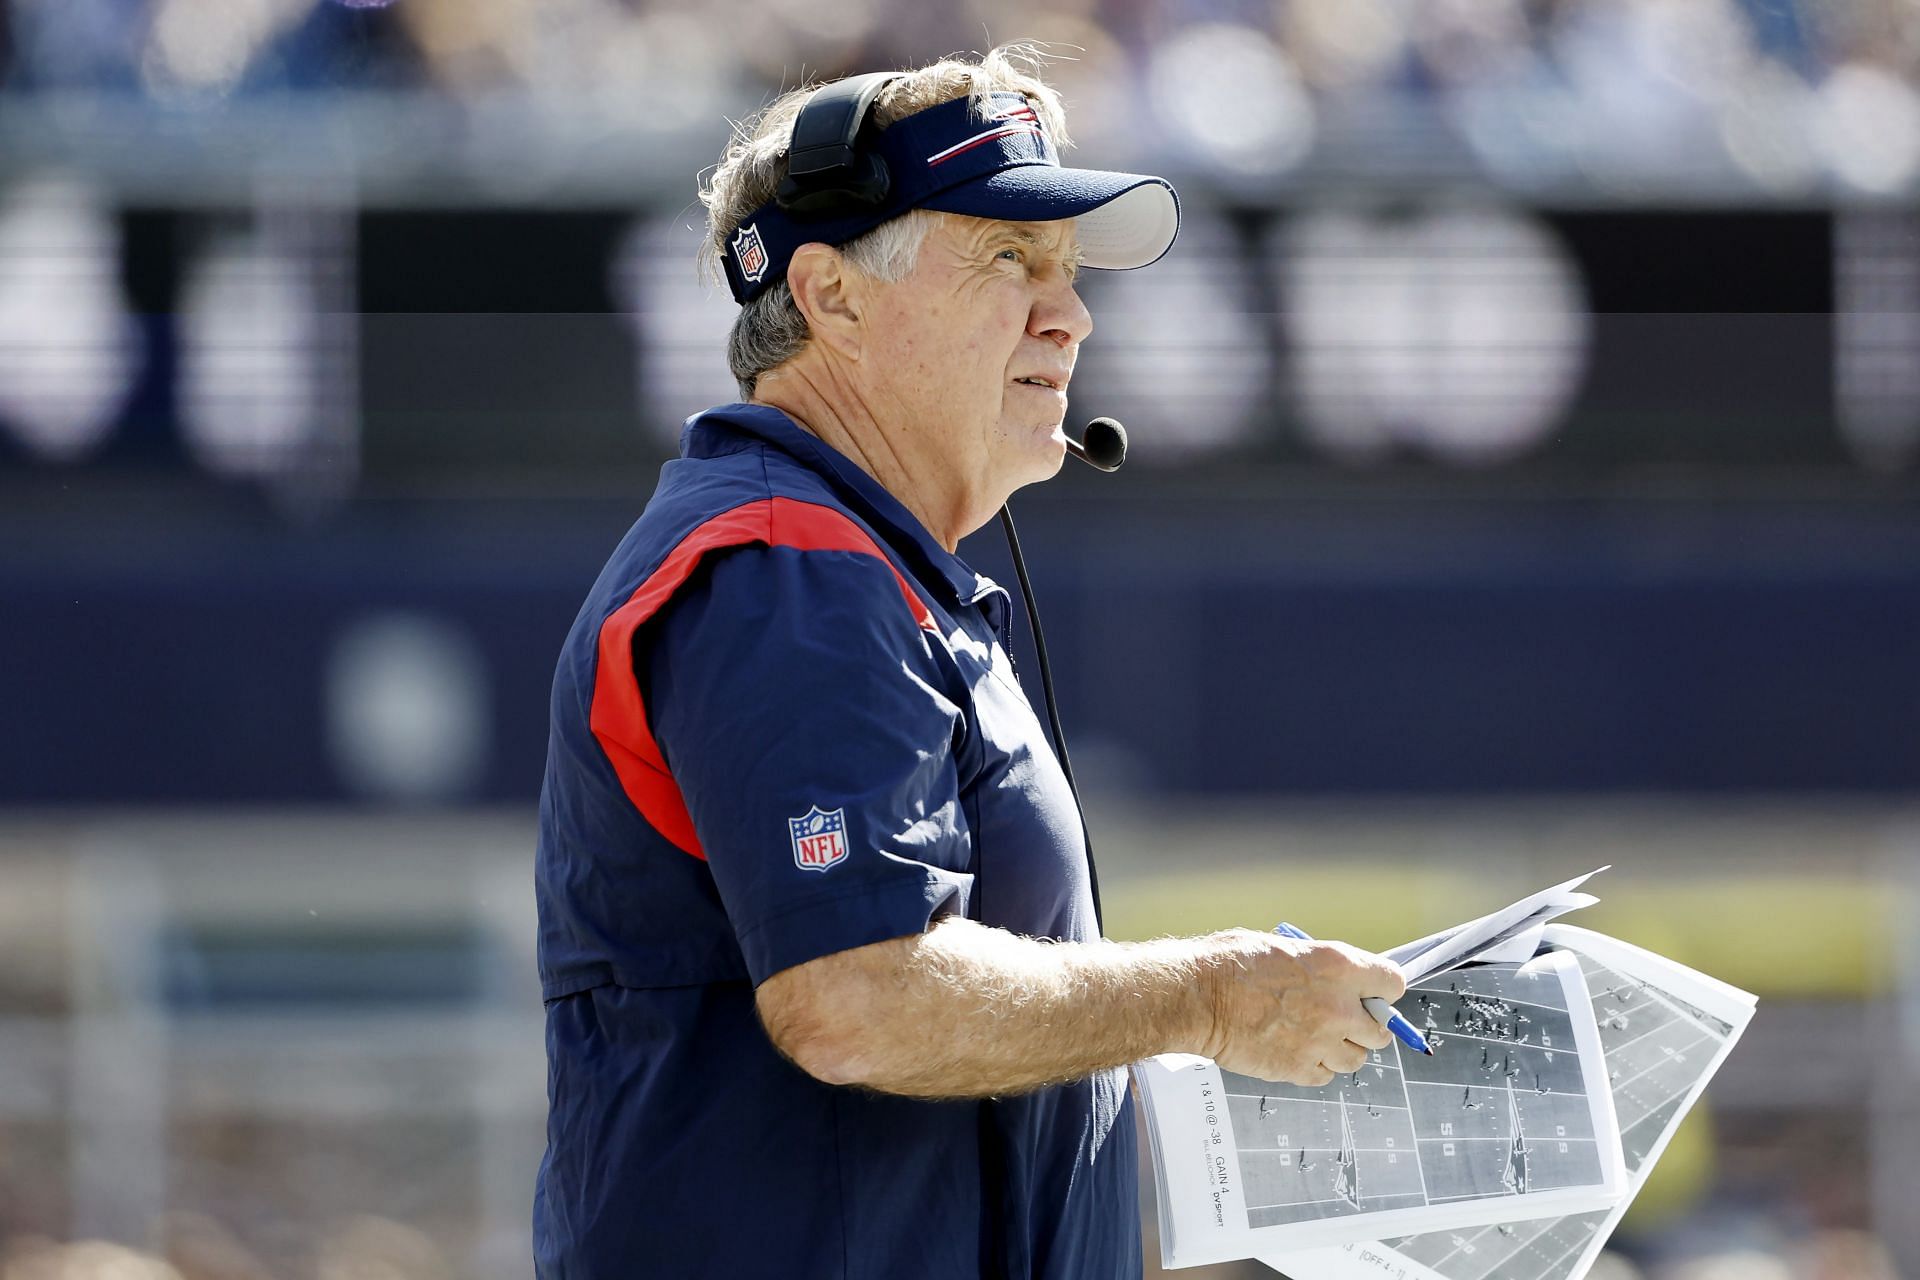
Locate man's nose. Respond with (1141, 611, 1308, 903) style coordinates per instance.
(1031, 275, 1093, 348)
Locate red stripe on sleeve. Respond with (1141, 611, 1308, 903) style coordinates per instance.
(589, 497, 939, 860)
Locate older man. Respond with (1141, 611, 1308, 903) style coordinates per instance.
(533, 49, 1404, 1280)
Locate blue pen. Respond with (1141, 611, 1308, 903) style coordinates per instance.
(1274, 921, 1434, 1056)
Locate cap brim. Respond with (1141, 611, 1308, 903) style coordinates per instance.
(919, 167, 1179, 272)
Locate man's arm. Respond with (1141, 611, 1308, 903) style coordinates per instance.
(757, 916, 1404, 1098)
(638, 546, 1401, 1094)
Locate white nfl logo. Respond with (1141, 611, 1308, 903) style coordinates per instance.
(787, 805, 848, 872)
(732, 222, 769, 283)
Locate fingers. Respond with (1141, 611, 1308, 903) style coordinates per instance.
(1283, 1038, 1377, 1087)
(1204, 932, 1409, 1084)
(1292, 1042, 1375, 1087)
(1352, 1013, 1395, 1052)
(1325, 939, 1407, 1004)
(1319, 944, 1405, 1054)
(1305, 1043, 1367, 1082)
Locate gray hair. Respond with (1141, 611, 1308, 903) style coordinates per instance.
(698, 45, 1075, 399)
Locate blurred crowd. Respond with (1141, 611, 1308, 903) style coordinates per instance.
(0, 1229, 1901, 1280)
(5, 0, 1917, 100)
(3, 0, 1920, 188)
(1, 1214, 454, 1280)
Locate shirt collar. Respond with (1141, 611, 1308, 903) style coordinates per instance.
(682, 402, 997, 608)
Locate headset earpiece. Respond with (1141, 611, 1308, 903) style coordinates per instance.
(774, 72, 900, 220)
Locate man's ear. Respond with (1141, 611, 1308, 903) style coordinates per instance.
(786, 243, 865, 360)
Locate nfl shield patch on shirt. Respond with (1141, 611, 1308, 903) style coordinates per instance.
(787, 805, 848, 872)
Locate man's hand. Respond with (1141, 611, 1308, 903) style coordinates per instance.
(1196, 930, 1405, 1086)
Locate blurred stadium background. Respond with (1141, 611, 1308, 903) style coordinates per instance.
(3, 0, 1919, 1276)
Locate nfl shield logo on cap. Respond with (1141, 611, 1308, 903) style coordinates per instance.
(732, 222, 769, 283)
(787, 805, 848, 872)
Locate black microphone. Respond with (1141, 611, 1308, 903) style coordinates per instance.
(1066, 417, 1127, 472)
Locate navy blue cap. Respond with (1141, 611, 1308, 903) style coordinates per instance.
(722, 92, 1180, 304)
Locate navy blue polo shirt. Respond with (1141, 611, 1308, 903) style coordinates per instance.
(532, 403, 1140, 1280)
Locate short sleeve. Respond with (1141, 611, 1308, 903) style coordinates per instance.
(640, 543, 974, 985)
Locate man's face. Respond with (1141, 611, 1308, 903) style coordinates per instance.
(858, 212, 1092, 508)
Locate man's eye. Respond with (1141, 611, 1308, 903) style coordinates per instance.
(997, 248, 1023, 263)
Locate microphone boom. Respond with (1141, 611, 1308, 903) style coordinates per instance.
(1066, 417, 1128, 472)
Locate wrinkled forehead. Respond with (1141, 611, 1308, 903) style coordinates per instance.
(942, 213, 1085, 258)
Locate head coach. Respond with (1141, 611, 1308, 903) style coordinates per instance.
(532, 46, 1405, 1280)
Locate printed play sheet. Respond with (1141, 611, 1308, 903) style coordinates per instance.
(1136, 949, 1627, 1269)
(1261, 928, 1757, 1280)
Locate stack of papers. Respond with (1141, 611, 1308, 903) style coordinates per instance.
(1132, 871, 1757, 1280)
